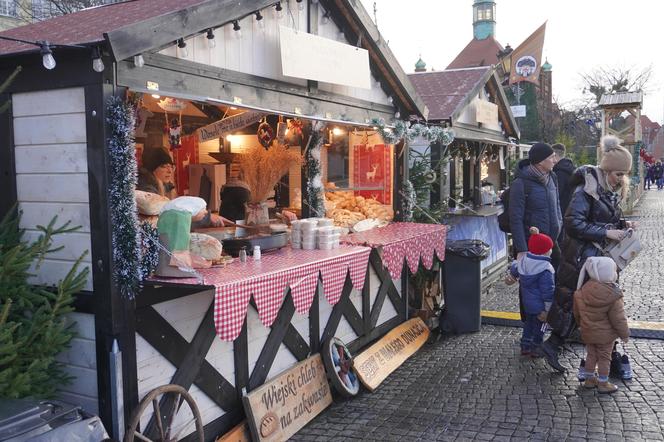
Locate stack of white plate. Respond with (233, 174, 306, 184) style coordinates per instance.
(300, 219, 318, 250)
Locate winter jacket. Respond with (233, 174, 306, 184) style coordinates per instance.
(553, 158, 575, 214)
(510, 253, 555, 315)
(548, 166, 626, 335)
(508, 159, 563, 253)
(573, 280, 630, 344)
(219, 179, 251, 222)
(652, 164, 664, 179)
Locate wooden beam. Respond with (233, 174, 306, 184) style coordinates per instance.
(309, 280, 321, 352)
(104, 0, 276, 62)
(137, 284, 213, 308)
(135, 306, 238, 411)
(116, 55, 394, 124)
(248, 290, 296, 390)
(233, 317, 249, 402)
(0, 91, 16, 223)
(282, 323, 310, 361)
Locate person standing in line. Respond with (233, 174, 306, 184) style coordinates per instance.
(652, 160, 664, 190)
(573, 256, 630, 394)
(509, 142, 563, 270)
(552, 142, 575, 242)
(540, 135, 636, 372)
(644, 163, 653, 190)
(508, 227, 556, 357)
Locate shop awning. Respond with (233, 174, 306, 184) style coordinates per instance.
(450, 126, 511, 146)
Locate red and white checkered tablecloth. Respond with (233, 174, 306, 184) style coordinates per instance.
(341, 222, 447, 279)
(149, 246, 371, 341)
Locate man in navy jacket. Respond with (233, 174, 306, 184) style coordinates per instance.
(509, 142, 563, 270)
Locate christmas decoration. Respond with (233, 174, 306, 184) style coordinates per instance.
(369, 117, 454, 148)
(167, 117, 182, 150)
(0, 209, 88, 398)
(107, 96, 142, 298)
(139, 222, 160, 279)
(257, 121, 275, 148)
(401, 179, 415, 222)
(305, 121, 325, 217)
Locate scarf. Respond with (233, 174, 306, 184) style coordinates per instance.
(528, 165, 550, 185)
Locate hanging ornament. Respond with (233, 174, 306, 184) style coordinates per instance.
(257, 120, 275, 148)
(287, 118, 304, 137)
(168, 117, 182, 149)
(423, 169, 437, 184)
(276, 115, 287, 143)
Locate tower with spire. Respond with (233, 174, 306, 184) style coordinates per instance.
(473, 0, 496, 40)
(414, 56, 427, 73)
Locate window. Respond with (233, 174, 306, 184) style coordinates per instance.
(32, 0, 60, 20)
(0, 0, 17, 17)
(475, 3, 494, 21)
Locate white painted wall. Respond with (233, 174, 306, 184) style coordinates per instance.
(12, 87, 93, 291)
(56, 313, 98, 415)
(158, 2, 391, 107)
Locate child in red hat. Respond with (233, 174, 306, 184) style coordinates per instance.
(508, 227, 555, 356)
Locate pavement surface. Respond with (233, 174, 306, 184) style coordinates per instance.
(292, 189, 664, 441)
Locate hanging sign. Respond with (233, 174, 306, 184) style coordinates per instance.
(242, 354, 332, 442)
(476, 100, 498, 125)
(157, 97, 187, 112)
(197, 111, 264, 142)
(510, 105, 526, 118)
(279, 25, 371, 89)
(353, 318, 429, 392)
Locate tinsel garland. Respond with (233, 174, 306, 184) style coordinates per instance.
(401, 179, 415, 222)
(305, 122, 325, 217)
(370, 118, 454, 148)
(139, 222, 160, 279)
(106, 96, 141, 298)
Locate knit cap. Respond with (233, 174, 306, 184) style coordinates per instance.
(527, 226, 553, 255)
(582, 256, 618, 285)
(142, 147, 174, 172)
(528, 142, 554, 164)
(599, 136, 632, 172)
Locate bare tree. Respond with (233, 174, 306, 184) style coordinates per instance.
(15, 0, 116, 23)
(580, 65, 653, 104)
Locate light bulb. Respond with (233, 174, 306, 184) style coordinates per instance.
(332, 127, 343, 136)
(321, 11, 330, 25)
(233, 21, 242, 39)
(255, 11, 265, 29)
(296, 0, 305, 11)
(275, 2, 283, 19)
(39, 42, 55, 70)
(394, 111, 401, 119)
(133, 54, 145, 67)
(92, 57, 104, 72)
(177, 39, 188, 58)
(206, 29, 216, 48)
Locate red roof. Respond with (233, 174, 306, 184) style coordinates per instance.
(446, 36, 503, 70)
(408, 66, 490, 121)
(0, 0, 206, 56)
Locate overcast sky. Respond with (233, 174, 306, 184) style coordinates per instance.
(360, 0, 664, 124)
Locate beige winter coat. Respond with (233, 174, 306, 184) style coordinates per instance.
(573, 280, 630, 344)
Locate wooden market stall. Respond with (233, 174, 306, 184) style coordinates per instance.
(0, 1, 450, 440)
(409, 65, 520, 281)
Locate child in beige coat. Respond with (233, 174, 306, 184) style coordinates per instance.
(573, 256, 630, 394)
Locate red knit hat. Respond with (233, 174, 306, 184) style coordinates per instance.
(528, 227, 553, 255)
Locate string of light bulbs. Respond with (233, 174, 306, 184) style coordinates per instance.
(0, 34, 104, 72)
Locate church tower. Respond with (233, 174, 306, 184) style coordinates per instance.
(473, 0, 496, 40)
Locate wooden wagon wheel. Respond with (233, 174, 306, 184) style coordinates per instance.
(124, 384, 204, 442)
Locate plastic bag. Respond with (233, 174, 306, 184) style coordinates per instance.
(445, 239, 490, 260)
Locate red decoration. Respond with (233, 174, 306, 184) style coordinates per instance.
(257, 121, 274, 148)
(352, 144, 392, 204)
(640, 148, 654, 165)
(174, 135, 199, 195)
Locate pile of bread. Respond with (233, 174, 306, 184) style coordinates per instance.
(324, 190, 393, 228)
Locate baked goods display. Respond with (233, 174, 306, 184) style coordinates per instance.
(324, 190, 393, 228)
(189, 232, 223, 261)
(135, 190, 170, 215)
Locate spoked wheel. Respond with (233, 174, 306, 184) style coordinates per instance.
(124, 384, 204, 442)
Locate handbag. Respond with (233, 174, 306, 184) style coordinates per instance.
(593, 228, 641, 271)
(609, 341, 632, 380)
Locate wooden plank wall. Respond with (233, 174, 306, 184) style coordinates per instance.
(12, 87, 94, 291)
(157, 3, 391, 106)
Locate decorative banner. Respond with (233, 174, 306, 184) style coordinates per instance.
(353, 318, 430, 392)
(197, 111, 264, 142)
(174, 134, 199, 195)
(353, 144, 392, 204)
(157, 97, 187, 112)
(243, 355, 332, 442)
(509, 22, 547, 85)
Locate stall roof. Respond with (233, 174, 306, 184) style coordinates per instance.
(0, 0, 427, 120)
(598, 91, 643, 108)
(409, 66, 519, 139)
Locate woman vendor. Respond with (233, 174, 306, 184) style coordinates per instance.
(138, 146, 226, 227)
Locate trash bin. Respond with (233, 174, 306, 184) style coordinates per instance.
(440, 239, 490, 334)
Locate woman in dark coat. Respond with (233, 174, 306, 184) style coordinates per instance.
(540, 135, 637, 372)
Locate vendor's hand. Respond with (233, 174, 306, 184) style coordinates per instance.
(209, 213, 225, 227)
(606, 229, 626, 241)
(517, 252, 527, 261)
(625, 220, 638, 230)
(537, 311, 548, 322)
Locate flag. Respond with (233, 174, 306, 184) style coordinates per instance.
(509, 22, 546, 85)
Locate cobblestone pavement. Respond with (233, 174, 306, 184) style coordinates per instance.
(293, 191, 664, 441)
(482, 189, 664, 324)
(293, 326, 664, 441)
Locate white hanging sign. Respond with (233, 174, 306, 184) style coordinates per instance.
(279, 26, 371, 89)
(197, 111, 265, 142)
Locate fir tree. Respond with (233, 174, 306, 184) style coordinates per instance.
(0, 207, 88, 398)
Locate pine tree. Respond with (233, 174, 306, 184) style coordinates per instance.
(0, 207, 88, 398)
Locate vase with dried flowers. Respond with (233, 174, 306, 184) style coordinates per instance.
(239, 142, 302, 229)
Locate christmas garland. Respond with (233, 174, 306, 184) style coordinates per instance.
(401, 179, 415, 222)
(107, 96, 142, 298)
(139, 222, 160, 280)
(370, 118, 455, 148)
(305, 122, 325, 217)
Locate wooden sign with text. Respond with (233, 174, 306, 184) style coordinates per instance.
(197, 111, 264, 142)
(353, 318, 430, 392)
(242, 355, 332, 442)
